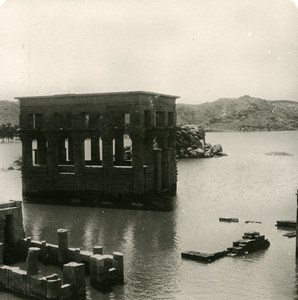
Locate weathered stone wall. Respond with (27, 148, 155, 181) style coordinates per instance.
(0, 201, 25, 263)
(17, 92, 178, 203)
(0, 261, 84, 299)
(16, 229, 124, 292)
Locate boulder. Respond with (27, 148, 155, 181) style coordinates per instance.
(204, 150, 213, 158)
(211, 144, 223, 154)
(194, 148, 204, 154)
(205, 143, 212, 149)
(187, 149, 198, 158)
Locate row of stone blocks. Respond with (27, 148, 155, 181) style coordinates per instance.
(0, 246, 85, 299)
(14, 229, 124, 295)
(226, 232, 270, 256)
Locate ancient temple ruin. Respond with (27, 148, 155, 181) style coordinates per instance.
(17, 91, 178, 204)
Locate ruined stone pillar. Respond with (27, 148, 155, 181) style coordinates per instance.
(45, 274, 61, 299)
(63, 262, 86, 299)
(93, 246, 103, 255)
(114, 131, 124, 165)
(113, 252, 124, 283)
(153, 149, 162, 194)
(91, 135, 100, 163)
(26, 247, 40, 276)
(58, 229, 69, 264)
(89, 254, 114, 290)
(20, 133, 33, 167)
(37, 137, 47, 165)
(46, 133, 59, 173)
(10, 200, 25, 244)
(73, 134, 85, 174)
(102, 136, 114, 168)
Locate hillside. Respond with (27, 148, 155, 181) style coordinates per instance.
(177, 95, 298, 131)
(0, 101, 19, 125)
(0, 96, 298, 131)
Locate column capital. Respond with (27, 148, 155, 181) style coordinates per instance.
(128, 126, 144, 141)
(100, 125, 115, 141)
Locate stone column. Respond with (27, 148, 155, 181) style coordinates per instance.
(131, 129, 145, 193)
(20, 133, 33, 167)
(143, 130, 154, 166)
(73, 134, 85, 174)
(68, 137, 74, 162)
(37, 137, 47, 165)
(58, 137, 67, 164)
(161, 149, 171, 191)
(102, 136, 114, 168)
(114, 131, 124, 165)
(26, 247, 40, 276)
(153, 149, 162, 194)
(167, 128, 177, 194)
(157, 131, 170, 191)
(58, 229, 69, 264)
(63, 262, 86, 299)
(91, 135, 100, 164)
(46, 133, 59, 173)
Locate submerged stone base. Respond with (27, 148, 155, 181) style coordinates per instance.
(23, 189, 176, 211)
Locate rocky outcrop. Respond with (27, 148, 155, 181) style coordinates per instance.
(176, 125, 227, 158)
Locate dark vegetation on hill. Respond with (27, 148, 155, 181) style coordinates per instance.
(177, 95, 298, 131)
(0, 101, 19, 125)
(1, 96, 298, 132)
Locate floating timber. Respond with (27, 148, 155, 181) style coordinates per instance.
(245, 220, 262, 224)
(219, 217, 239, 223)
(283, 231, 296, 238)
(275, 220, 296, 228)
(181, 250, 227, 263)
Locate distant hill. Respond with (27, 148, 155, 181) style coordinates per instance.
(177, 95, 298, 131)
(0, 101, 19, 125)
(0, 96, 298, 131)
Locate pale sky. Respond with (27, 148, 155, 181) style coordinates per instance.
(0, 0, 298, 104)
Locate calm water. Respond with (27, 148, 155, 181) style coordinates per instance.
(0, 131, 298, 300)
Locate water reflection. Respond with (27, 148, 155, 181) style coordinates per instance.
(23, 203, 178, 299)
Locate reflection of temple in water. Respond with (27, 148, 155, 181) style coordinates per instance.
(23, 203, 178, 298)
(17, 92, 179, 206)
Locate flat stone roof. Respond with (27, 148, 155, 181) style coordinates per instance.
(16, 91, 179, 100)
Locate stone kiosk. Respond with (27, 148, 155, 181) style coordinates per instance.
(17, 91, 178, 206)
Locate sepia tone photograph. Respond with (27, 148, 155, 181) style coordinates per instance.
(0, 0, 298, 299)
